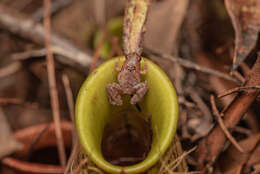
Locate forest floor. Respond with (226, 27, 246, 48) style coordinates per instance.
(0, 0, 260, 174)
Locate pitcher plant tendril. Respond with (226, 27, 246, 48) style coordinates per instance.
(106, 0, 150, 105)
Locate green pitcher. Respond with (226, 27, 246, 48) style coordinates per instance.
(75, 57, 178, 174)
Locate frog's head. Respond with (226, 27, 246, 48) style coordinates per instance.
(123, 53, 141, 72)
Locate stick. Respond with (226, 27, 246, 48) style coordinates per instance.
(44, 0, 66, 167)
(33, 0, 73, 21)
(0, 62, 22, 78)
(62, 74, 82, 174)
(0, 4, 92, 68)
(0, 98, 23, 105)
(210, 95, 244, 152)
(11, 49, 47, 60)
(145, 48, 239, 83)
(218, 86, 260, 98)
(72, 157, 88, 174)
(90, 28, 107, 72)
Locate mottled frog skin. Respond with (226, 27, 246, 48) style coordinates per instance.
(106, 54, 148, 105)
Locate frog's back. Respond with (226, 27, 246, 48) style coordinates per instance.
(118, 71, 140, 94)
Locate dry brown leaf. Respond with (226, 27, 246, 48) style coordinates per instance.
(217, 134, 260, 174)
(247, 141, 260, 166)
(225, 0, 260, 70)
(0, 108, 22, 159)
(144, 0, 189, 55)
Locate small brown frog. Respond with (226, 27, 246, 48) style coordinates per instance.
(106, 53, 148, 105)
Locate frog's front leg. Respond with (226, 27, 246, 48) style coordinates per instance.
(130, 82, 149, 105)
(106, 83, 123, 105)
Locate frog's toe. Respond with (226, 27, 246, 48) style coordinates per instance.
(130, 83, 149, 104)
(130, 97, 138, 105)
(110, 97, 123, 105)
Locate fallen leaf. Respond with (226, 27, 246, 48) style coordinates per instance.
(0, 107, 22, 159)
(217, 134, 260, 174)
(144, 0, 189, 54)
(225, 0, 260, 70)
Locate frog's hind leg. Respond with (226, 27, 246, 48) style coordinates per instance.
(130, 82, 149, 105)
(106, 83, 123, 105)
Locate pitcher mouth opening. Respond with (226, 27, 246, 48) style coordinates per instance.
(101, 106, 153, 166)
(76, 57, 179, 173)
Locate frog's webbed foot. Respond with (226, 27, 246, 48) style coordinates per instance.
(130, 82, 149, 105)
(106, 83, 123, 105)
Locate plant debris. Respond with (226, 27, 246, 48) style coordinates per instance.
(0, 0, 260, 173)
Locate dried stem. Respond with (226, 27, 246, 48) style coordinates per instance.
(64, 141, 80, 174)
(44, 0, 66, 167)
(88, 166, 104, 174)
(62, 74, 80, 174)
(90, 28, 107, 72)
(0, 62, 22, 78)
(231, 71, 246, 83)
(123, 0, 150, 56)
(109, 36, 124, 57)
(71, 157, 88, 174)
(33, 0, 73, 21)
(0, 4, 92, 68)
(62, 74, 75, 124)
(0, 98, 23, 105)
(210, 95, 244, 153)
(145, 48, 239, 83)
(11, 49, 47, 60)
(218, 86, 260, 98)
